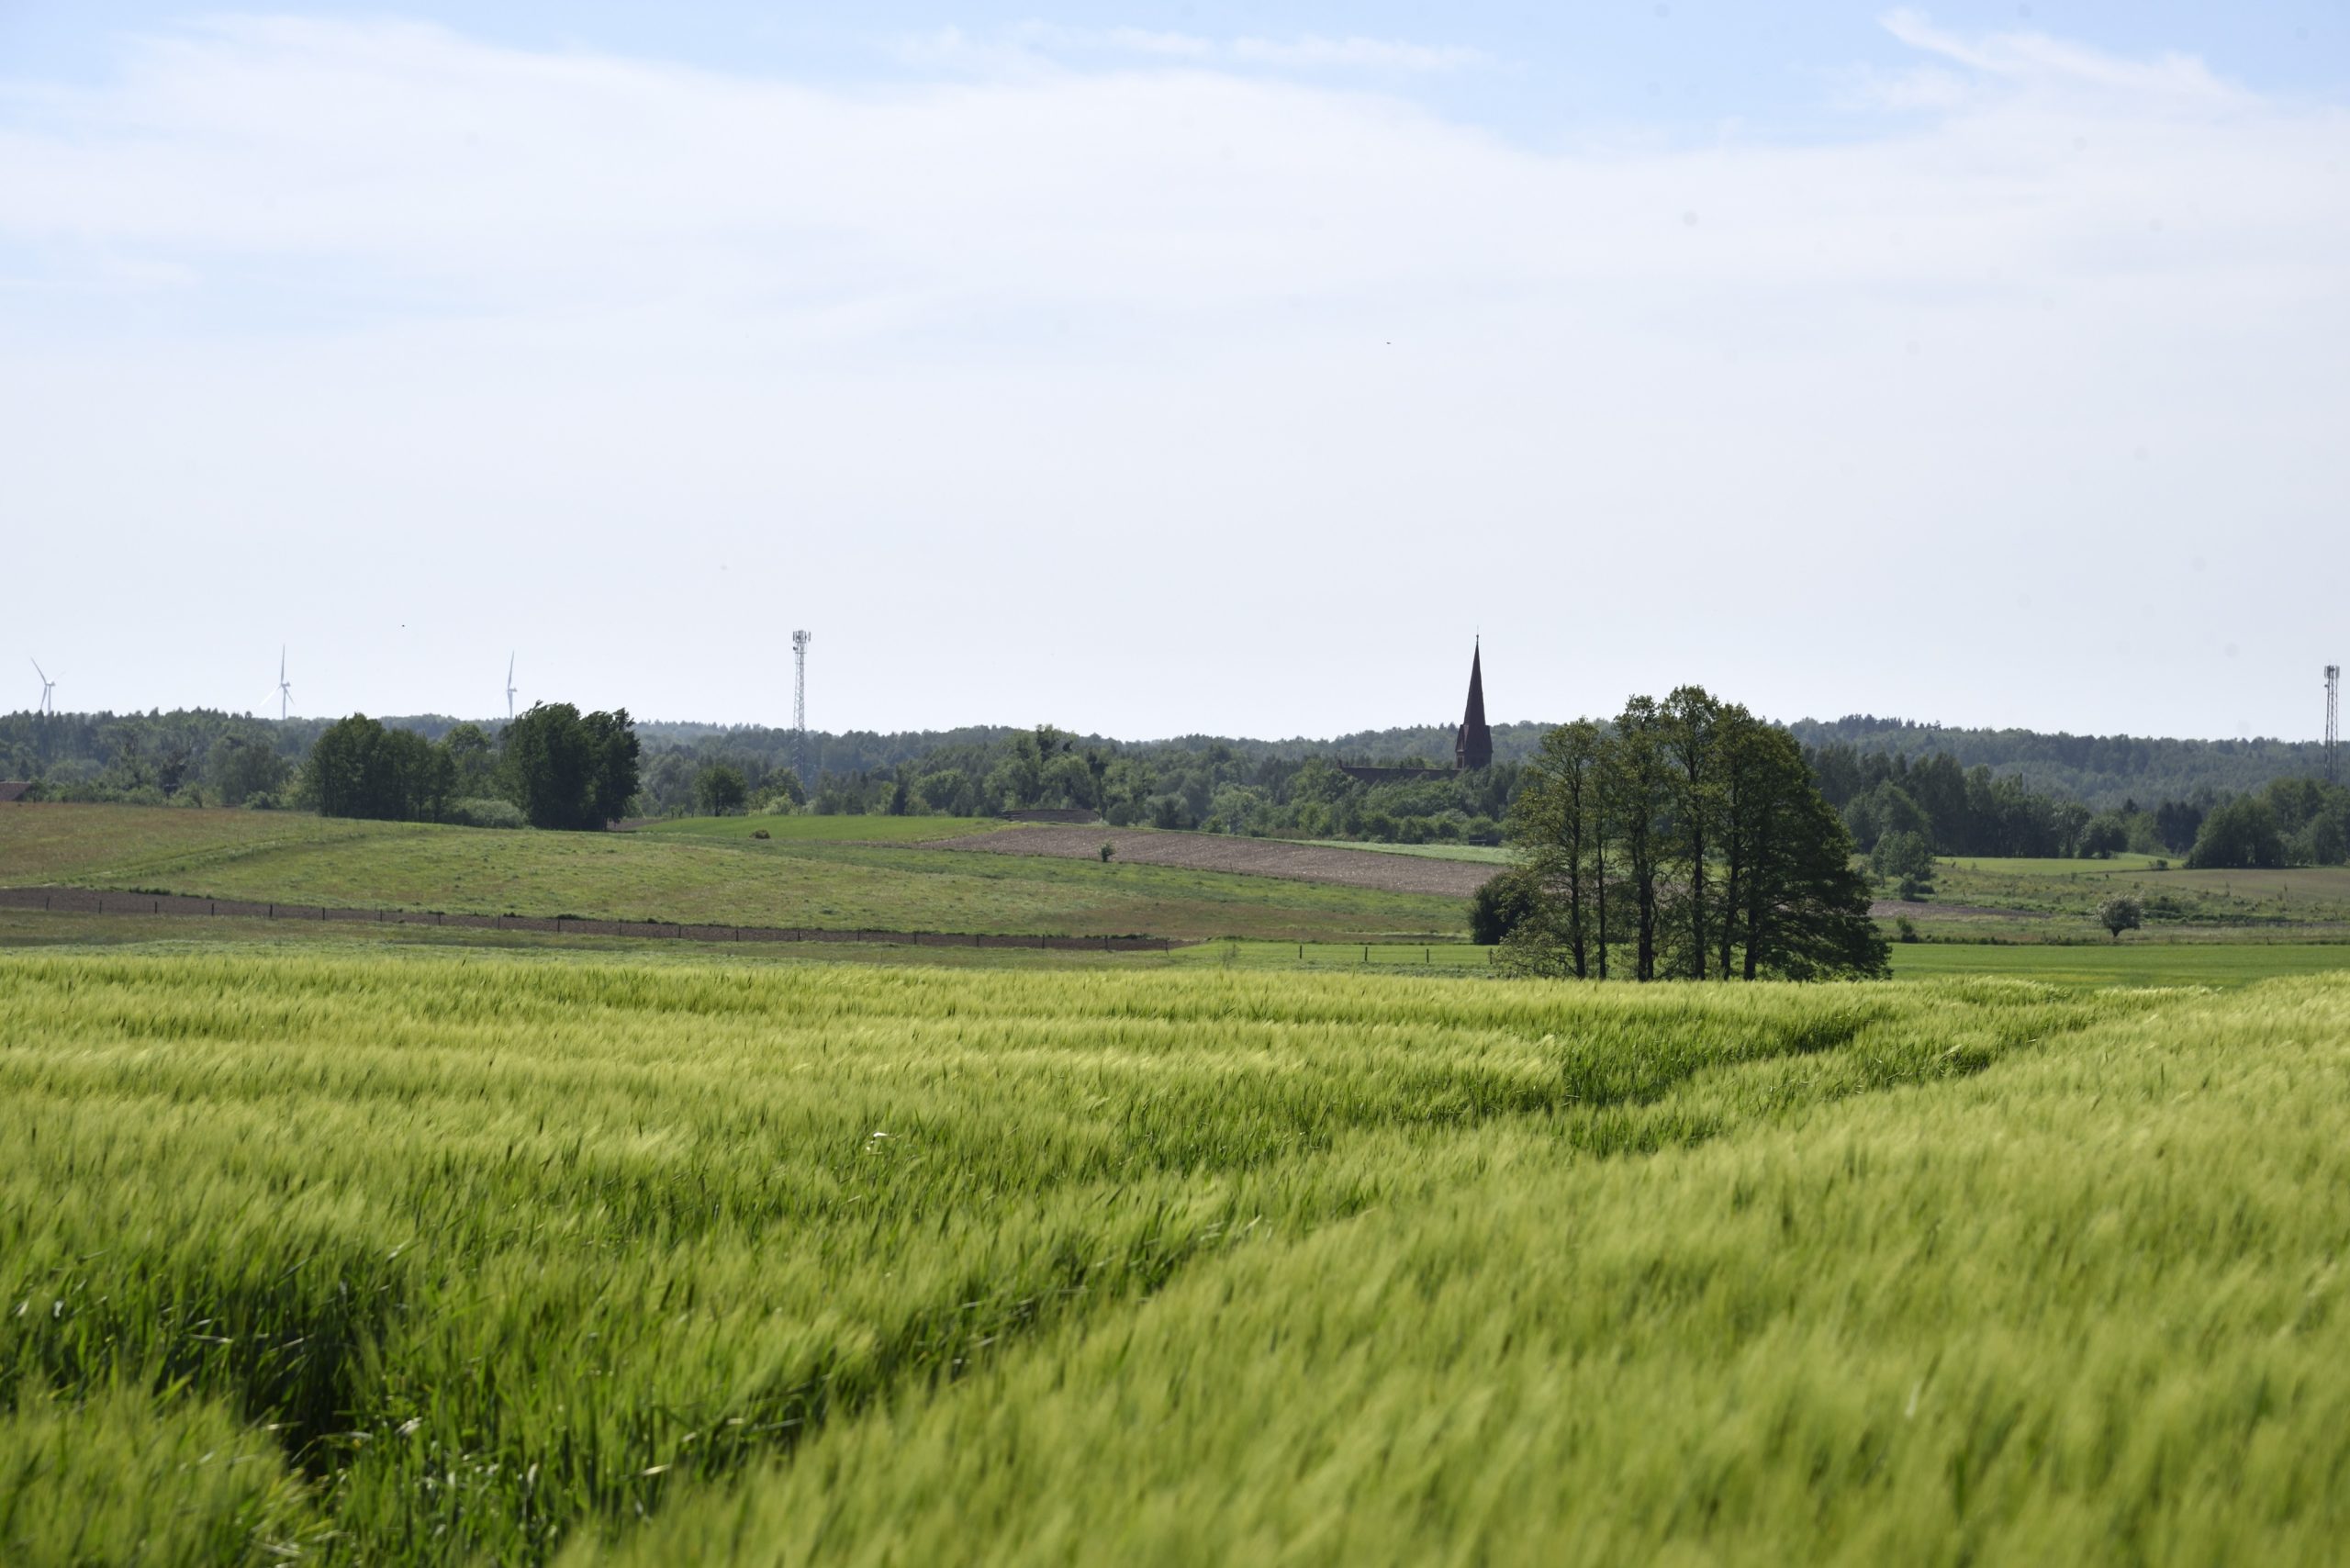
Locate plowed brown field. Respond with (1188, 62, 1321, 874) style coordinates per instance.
(923, 827, 1497, 898)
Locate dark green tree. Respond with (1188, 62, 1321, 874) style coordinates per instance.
(206, 735, 290, 807)
(697, 763, 748, 816)
(1662, 686, 1726, 980)
(1731, 726, 1888, 980)
(441, 722, 498, 798)
(2186, 797, 2286, 869)
(502, 703, 639, 831)
(1602, 696, 1672, 981)
(1469, 868, 1542, 946)
(1503, 693, 1886, 983)
(303, 715, 453, 822)
(1506, 719, 1606, 976)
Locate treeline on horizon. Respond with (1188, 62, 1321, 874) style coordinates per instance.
(2, 705, 2341, 868)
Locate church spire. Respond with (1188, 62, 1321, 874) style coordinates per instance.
(1454, 639, 1493, 771)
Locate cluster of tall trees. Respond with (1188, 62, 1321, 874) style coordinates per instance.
(1814, 746, 2104, 858)
(0, 711, 305, 807)
(302, 704, 638, 830)
(1815, 742, 2348, 869)
(1494, 689, 1886, 982)
(306, 717, 463, 822)
(2183, 778, 2350, 868)
(1791, 715, 2331, 810)
(636, 722, 1518, 845)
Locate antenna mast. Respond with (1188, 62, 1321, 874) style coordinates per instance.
(2328, 664, 2342, 785)
(506, 653, 518, 722)
(791, 627, 811, 735)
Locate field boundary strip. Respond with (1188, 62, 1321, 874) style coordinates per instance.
(0, 886, 1187, 952)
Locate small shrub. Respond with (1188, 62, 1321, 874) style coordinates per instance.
(1468, 869, 1539, 946)
(2097, 893, 2144, 942)
(1099, 843, 1115, 863)
(752, 828, 771, 840)
(1895, 915, 1920, 944)
(445, 797, 527, 830)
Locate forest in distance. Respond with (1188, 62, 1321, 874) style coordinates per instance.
(3, 703, 2344, 872)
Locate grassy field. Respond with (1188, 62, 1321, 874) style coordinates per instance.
(1295, 839, 1515, 864)
(0, 804, 1462, 942)
(633, 813, 1006, 843)
(1925, 857, 2350, 930)
(8, 911, 2347, 991)
(1886, 938, 2350, 987)
(1940, 853, 2173, 875)
(6, 943, 2350, 1562)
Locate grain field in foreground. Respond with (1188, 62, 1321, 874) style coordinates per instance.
(3, 946, 2345, 1564)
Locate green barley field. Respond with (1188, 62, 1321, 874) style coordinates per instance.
(6, 940, 2350, 1563)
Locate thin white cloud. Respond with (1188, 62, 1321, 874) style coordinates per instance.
(912, 22, 1486, 76)
(1879, 8, 2248, 103)
(0, 16, 2342, 738)
(1226, 35, 1489, 73)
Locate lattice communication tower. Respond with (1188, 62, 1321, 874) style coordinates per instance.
(2328, 664, 2341, 784)
(792, 630, 811, 740)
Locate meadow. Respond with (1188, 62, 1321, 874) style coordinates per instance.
(6, 940, 2350, 1562)
(1928, 856, 2350, 929)
(632, 814, 1007, 844)
(1295, 840, 1516, 863)
(0, 804, 1461, 943)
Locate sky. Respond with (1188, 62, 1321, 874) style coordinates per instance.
(3, 4, 2344, 741)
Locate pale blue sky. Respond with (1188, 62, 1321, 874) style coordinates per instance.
(4, 5, 2345, 738)
(9, 4, 2343, 128)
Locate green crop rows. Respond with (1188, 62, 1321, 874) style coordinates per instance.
(7, 946, 2350, 1562)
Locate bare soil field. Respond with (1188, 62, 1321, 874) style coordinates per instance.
(925, 826, 1497, 898)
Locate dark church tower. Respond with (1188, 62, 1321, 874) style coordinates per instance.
(1454, 641, 1493, 771)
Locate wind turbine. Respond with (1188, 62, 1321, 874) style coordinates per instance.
(273, 647, 293, 722)
(506, 653, 518, 722)
(29, 658, 57, 716)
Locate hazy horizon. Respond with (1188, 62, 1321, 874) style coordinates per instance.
(6, 4, 2344, 742)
